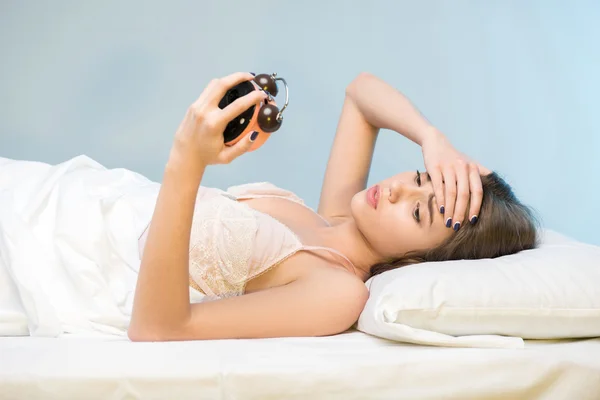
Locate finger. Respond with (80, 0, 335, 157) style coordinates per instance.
(442, 168, 457, 229)
(218, 130, 257, 164)
(193, 78, 221, 106)
(221, 89, 268, 121)
(467, 163, 483, 224)
(427, 167, 445, 215)
(451, 161, 470, 231)
(208, 72, 256, 105)
(478, 163, 492, 176)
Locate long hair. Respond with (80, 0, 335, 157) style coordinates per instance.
(369, 172, 540, 278)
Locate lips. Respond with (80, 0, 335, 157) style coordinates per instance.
(367, 185, 380, 209)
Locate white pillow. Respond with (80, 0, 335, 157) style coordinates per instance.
(356, 230, 600, 349)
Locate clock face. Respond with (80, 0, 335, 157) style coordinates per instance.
(219, 80, 256, 143)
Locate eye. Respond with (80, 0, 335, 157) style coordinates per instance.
(415, 170, 422, 187)
(413, 203, 421, 224)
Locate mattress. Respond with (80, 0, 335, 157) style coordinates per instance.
(2, 330, 600, 400)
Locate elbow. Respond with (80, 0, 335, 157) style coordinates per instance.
(346, 71, 374, 90)
(128, 308, 192, 342)
(353, 71, 375, 84)
(355, 71, 375, 82)
(128, 318, 194, 342)
(127, 326, 161, 342)
(345, 71, 375, 99)
(127, 323, 178, 342)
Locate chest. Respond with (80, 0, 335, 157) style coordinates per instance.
(236, 196, 332, 293)
(238, 196, 330, 245)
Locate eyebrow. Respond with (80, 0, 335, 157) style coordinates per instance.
(419, 171, 434, 226)
(427, 193, 434, 226)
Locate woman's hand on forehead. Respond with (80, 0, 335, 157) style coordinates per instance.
(421, 132, 488, 231)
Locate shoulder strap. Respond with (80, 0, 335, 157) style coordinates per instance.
(228, 183, 333, 227)
(300, 245, 359, 276)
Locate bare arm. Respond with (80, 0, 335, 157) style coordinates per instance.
(128, 72, 368, 342)
(318, 72, 440, 221)
(319, 72, 486, 228)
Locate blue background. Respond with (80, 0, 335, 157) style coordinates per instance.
(1, 0, 598, 245)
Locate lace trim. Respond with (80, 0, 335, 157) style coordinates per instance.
(188, 275, 204, 293)
(187, 194, 259, 298)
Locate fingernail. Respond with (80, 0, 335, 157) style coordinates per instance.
(453, 221, 461, 231)
(440, 206, 445, 214)
(250, 131, 259, 142)
(445, 218, 452, 228)
(470, 215, 478, 224)
(250, 72, 256, 76)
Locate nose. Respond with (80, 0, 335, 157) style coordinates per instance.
(387, 180, 421, 203)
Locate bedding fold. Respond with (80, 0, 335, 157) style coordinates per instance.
(0, 155, 160, 337)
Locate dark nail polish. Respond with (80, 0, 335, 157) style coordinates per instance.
(250, 72, 256, 76)
(250, 131, 259, 141)
(453, 221, 461, 231)
(440, 206, 445, 214)
(445, 218, 452, 228)
(470, 215, 478, 224)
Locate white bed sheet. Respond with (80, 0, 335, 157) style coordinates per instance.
(2, 330, 600, 400)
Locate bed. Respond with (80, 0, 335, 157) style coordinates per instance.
(2, 329, 600, 399)
(2, 157, 600, 399)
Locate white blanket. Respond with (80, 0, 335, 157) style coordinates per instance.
(0, 155, 171, 337)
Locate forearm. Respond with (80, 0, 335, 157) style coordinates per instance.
(346, 72, 441, 146)
(129, 150, 205, 338)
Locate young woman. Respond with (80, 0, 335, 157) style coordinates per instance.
(128, 72, 538, 342)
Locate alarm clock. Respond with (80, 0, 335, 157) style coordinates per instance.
(218, 72, 289, 151)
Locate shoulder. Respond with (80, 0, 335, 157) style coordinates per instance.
(265, 249, 369, 310)
(256, 250, 369, 337)
(290, 255, 370, 334)
(288, 251, 370, 309)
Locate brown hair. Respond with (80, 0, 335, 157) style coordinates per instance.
(369, 172, 540, 278)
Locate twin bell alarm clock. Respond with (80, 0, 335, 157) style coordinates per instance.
(218, 72, 289, 151)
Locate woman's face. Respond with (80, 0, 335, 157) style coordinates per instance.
(350, 170, 454, 260)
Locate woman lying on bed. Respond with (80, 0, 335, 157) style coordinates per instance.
(128, 71, 538, 342)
